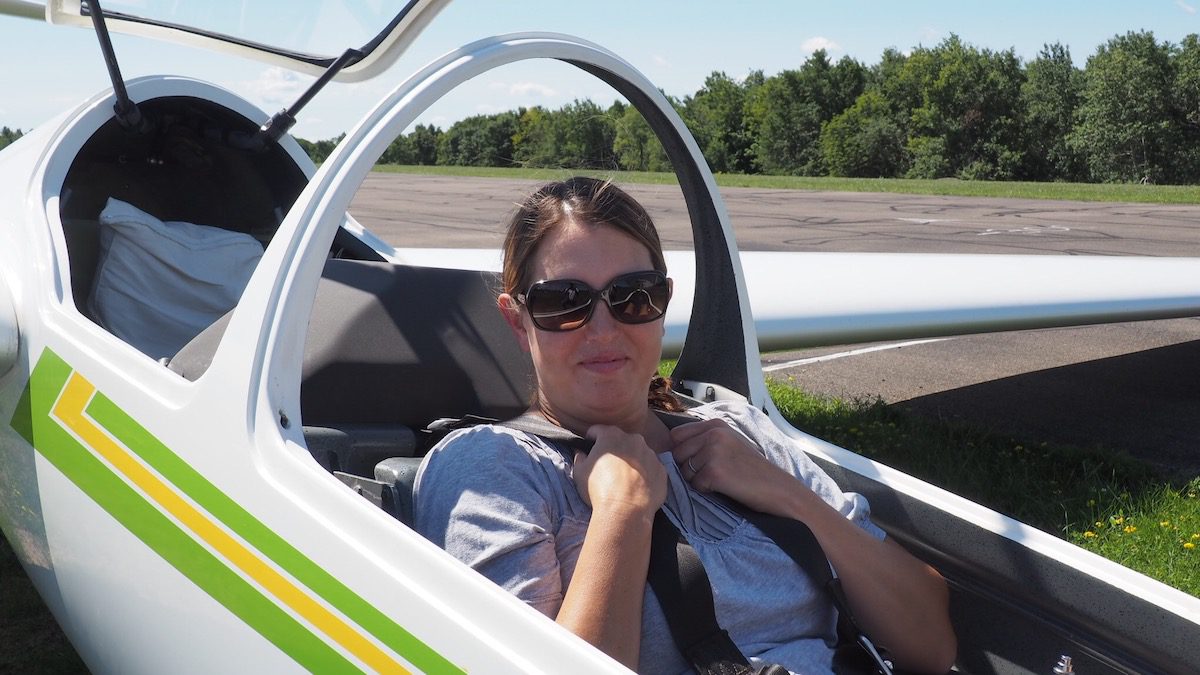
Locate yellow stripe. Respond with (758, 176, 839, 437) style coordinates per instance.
(52, 372, 409, 675)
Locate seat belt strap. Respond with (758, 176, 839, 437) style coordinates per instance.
(648, 510, 756, 675)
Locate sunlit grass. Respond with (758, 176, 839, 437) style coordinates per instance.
(375, 164, 1200, 204)
(1070, 483, 1200, 592)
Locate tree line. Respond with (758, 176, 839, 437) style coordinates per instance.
(0, 127, 23, 152)
(296, 30, 1194, 186)
(8, 32, 1188, 185)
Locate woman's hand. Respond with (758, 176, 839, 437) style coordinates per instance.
(669, 418, 803, 515)
(556, 425, 665, 669)
(673, 420, 956, 673)
(572, 424, 667, 518)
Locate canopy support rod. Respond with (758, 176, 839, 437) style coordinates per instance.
(84, 0, 149, 133)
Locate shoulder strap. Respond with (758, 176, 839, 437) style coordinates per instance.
(648, 510, 755, 675)
(501, 413, 595, 453)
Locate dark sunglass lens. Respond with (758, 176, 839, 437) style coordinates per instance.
(608, 273, 669, 323)
(525, 280, 594, 330)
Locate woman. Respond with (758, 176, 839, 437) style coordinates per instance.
(414, 177, 955, 674)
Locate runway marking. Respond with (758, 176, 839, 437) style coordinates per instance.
(762, 338, 951, 372)
(896, 218, 957, 225)
(978, 225, 1071, 236)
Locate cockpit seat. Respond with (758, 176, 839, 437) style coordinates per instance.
(372, 456, 424, 526)
(169, 258, 535, 480)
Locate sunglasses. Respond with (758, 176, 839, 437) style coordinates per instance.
(516, 270, 671, 332)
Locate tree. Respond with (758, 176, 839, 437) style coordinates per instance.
(555, 99, 618, 169)
(436, 112, 519, 167)
(0, 126, 23, 152)
(1071, 31, 1178, 183)
(737, 70, 768, 173)
(683, 71, 755, 173)
(408, 124, 441, 166)
(510, 101, 618, 169)
(295, 133, 344, 164)
(381, 134, 415, 165)
(1021, 43, 1084, 181)
(381, 124, 442, 165)
(902, 36, 1026, 180)
(752, 50, 866, 175)
(820, 91, 907, 177)
(869, 48, 912, 108)
(613, 105, 670, 172)
(1172, 34, 1200, 182)
(512, 106, 557, 168)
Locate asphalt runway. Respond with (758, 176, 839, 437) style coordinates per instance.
(350, 174, 1200, 478)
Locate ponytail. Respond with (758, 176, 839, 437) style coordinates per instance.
(648, 374, 687, 412)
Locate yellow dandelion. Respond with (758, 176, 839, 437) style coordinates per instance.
(1124, 525, 1137, 534)
(1095, 522, 1104, 529)
(1112, 516, 1125, 525)
(1185, 542, 1196, 550)
(1083, 531, 1096, 538)
(1192, 534, 1199, 540)
(1160, 520, 1171, 528)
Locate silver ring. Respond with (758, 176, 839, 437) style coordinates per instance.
(687, 458, 697, 474)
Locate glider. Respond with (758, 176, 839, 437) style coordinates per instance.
(1, 1, 1197, 673)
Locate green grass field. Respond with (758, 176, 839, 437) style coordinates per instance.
(374, 164, 1200, 204)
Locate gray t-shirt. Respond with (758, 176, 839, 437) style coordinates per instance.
(413, 400, 885, 674)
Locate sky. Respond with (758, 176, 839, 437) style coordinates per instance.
(2, 1, 1200, 141)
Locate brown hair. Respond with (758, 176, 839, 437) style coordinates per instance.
(502, 176, 683, 412)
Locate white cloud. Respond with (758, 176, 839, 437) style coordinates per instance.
(507, 81, 558, 98)
(800, 36, 841, 54)
(652, 54, 672, 69)
(485, 80, 557, 98)
(920, 26, 944, 43)
(1178, 0, 1197, 14)
(238, 67, 311, 109)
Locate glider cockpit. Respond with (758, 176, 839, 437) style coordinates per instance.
(50, 0, 440, 358)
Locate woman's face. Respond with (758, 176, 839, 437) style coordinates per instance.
(500, 219, 668, 430)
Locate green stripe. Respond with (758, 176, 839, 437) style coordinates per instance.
(86, 393, 461, 675)
(23, 350, 360, 673)
(9, 370, 33, 443)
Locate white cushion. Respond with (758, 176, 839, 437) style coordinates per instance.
(88, 198, 264, 360)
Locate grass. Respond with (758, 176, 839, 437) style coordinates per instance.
(765, 378, 1199, 595)
(374, 164, 1200, 204)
